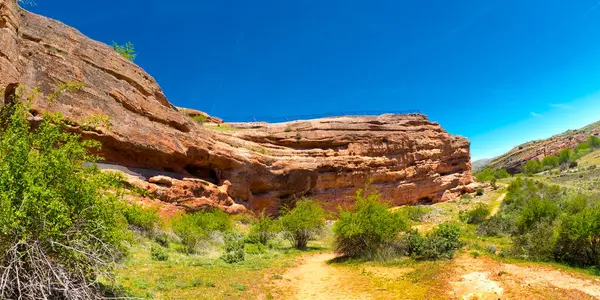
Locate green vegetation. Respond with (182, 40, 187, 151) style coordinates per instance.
(403, 222, 464, 260)
(474, 167, 510, 182)
(221, 232, 246, 263)
(248, 211, 279, 245)
(280, 199, 326, 250)
(123, 203, 162, 235)
(541, 155, 560, 168)
(171, 210, 232, 254)
(334, 189, 409, 259)
(112, 41, 137, 61)
(522, 159, 543, 175)
(192, 114, 208, 124)
(478, 178, 600, 268)
(459, 203, 490, 224)
(0, 87, 125, 299)
(151, 244, 169, 261)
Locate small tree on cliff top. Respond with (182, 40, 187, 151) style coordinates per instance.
(112, 41, 137, 61)
(0, 85, 126, 299)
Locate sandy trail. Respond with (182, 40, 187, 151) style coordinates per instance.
(489, 192, 506, 217)
(276, 252, 371, 300)
(276, 251, 600, 300)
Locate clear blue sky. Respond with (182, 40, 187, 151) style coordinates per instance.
(27, 0, 600, 161)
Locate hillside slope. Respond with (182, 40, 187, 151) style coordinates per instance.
(489, 121, 600, 173)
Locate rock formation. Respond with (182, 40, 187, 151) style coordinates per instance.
(0, 0, 474, 215)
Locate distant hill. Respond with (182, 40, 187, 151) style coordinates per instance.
(488, 121, 600, 173)
(472, 158, 493, 171)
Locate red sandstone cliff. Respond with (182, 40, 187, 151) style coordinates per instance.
(0, 0, 474, 214)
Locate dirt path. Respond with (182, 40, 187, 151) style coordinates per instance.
(489, 192, 506, 217)
(284, 253, 338, 299)
(274, 252, 370, 300)
(450, 254, 600, 299)
(273, 251, 600, 300)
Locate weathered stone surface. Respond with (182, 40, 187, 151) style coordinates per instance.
(178, 107, 223, 124)
(0, 0, 474, 214)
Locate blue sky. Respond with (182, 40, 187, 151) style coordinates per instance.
(27, 0, 600, 160)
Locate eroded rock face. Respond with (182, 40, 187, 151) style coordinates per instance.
(0, 0, 474, 214)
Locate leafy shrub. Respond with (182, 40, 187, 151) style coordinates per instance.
(588, 136, 600, 149)
(245, 242, 266, 254)
(280, 199, 325, 250)
(154, 232, 170, 248)
(512, 222, 557, 261)
(221, 232, 245, 263)
(461, 203, 490, 224)
(333, 189, 409, 259)
(542, 156, 560, 169)
(403, 223, 463, 260)
(522, 159, 542, 175)
(123, 204, 162, 234)
(474, 168, 510, 182)
(0, 91, 125, 299)
(554, 206, 600, 267)
(112, 41, 136, 61)
(558, 148, 573, 164)
(485, 178, 600, 266)
(151, 244, 169, 261)
(477, 213, 516, 237)
(248, 212, 279, 245)
(476, 188, 485, 196)
(172, 210, 232, 254)
(191, 114, 208, 124)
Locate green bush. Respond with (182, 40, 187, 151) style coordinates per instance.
(123, 204, 162, 234)
(474, 168, 510, 182)
(248, 211, 279, 245)
(280, 199, 325, 250)
(172, 210, 232, 254)
(512, 222, 557, 261)
(221, 232, 245, 263)
(476, 188, 485, 196)
(554, 206, 600, 267)
(522, 159, 542, 175)
(477, 213, 516, 237)
(403, 223, 463, 260)
(588, 136, 600, 149)
(154, 232, 170, 248)
(151, 244, 169, 261)
(542, 156, 560, 169)
(245, 243, 267, 254)
(333, 189, 409, 259)
(112, 41, 136, 61)
(461, 203, 490, 224)
(0, 91, 125, 299)
(484, 178, 600, 266)
(558, 148, 574, 164)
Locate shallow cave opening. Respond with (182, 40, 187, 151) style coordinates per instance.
(184, 164, 218, 184)
(416, 197, 434, 205)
